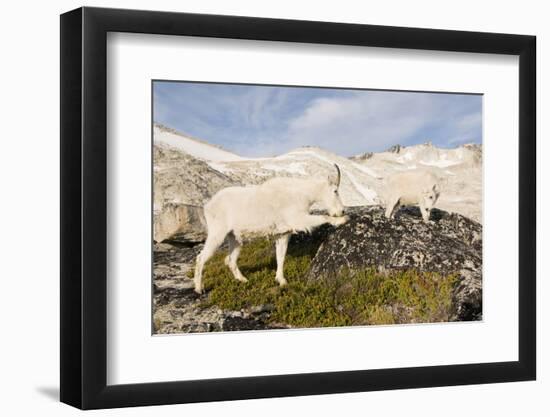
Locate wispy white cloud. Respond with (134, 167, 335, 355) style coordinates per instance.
(283, 91, 439, 155)
(154, 82, 482, 157)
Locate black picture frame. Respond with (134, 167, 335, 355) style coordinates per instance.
(60, 6, 536, 410)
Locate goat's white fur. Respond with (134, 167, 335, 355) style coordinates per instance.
(194, 166, 347, 293)
(384, 170, 440, 222)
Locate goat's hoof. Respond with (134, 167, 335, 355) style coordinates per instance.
(237, 277, 248, 283)
(277, 278, 288, 287)
(332, 215, 349, 226)
(194, 287, 204, 295)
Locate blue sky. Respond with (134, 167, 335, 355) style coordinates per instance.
(153, 81, 482, 158)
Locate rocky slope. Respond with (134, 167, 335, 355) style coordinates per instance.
(153, 205, 482, 332)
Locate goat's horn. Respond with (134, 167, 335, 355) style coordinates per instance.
(334, 164, 341, 187)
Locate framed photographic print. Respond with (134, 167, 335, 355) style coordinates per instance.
(60, 6, 536, 410)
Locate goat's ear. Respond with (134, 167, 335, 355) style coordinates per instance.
(330, 164, 341, 188)
(432, 184, 439, 193)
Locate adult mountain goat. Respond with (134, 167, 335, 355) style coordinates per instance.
(384, 170, 440, 223)
(193, 165, 348, 294)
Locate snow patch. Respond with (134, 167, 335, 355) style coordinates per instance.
(154, 126, 244, 162)
(419, 160, 460, 168)
(396, 152, 414, 163)
(207, 161, 234, 174)
(344, 172, 379, 204)
(261, 163, 308, 175)
(350, 161, 381, 179)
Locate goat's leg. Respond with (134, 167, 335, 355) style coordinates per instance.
(194, 232, 226, 294)
(275, 233, 290, 286)
(385, 197, 400, 219)
(225, 233, 247, 283)
(419, 202, 431, 223)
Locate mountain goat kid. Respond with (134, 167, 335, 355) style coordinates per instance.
(193, 165, 348, 294)
(384, 170, 440, 223)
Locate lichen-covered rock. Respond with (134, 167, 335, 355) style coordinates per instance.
(307, 205, 482, 321)
(153, 203, 207, 243)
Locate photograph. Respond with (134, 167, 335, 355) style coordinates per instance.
(152, 81, 483, 334)
(1, 0, 543, 414)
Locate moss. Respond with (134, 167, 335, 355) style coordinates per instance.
(193, 236, 458, 328)
(153, 317, 162, 333)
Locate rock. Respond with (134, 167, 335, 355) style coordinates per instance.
(154, 203, 207, 243)
(221, 316, 282, 331)
(153, 142, 237, 208)
(307, 205, 482, 321)
(154, 242, 174, 252)
(350, 151, 373, 161)
(153, 242, 203, 280)
(387, 144, 403, 153)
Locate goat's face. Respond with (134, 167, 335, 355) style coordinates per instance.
(322, 164, 345, 217)
(322, 183, 345, 217)
(421, 184, 440, 211)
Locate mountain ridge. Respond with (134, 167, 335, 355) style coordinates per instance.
(153, 125, 482, 242)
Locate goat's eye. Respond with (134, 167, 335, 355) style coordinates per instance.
(334, 190, 338, 194)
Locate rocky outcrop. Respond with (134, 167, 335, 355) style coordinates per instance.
(307, 206, 482, 321)
(153, 144, 237, 208)
(154, 203, 207, 243)
(350, 152, 373, 161)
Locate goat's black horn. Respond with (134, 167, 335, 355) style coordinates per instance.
(334, 164, 341, 187)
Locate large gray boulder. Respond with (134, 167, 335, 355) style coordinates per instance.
(153, 203, 207, 243)
(307, 206, 482, 321)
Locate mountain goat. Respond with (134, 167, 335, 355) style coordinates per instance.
(193, 165, 348, 294)
(384, 170, 440, 223)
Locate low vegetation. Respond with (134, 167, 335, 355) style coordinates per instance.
(191, 236, 458, 328)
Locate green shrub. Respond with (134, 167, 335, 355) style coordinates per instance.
(194, 237, 458, 328)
